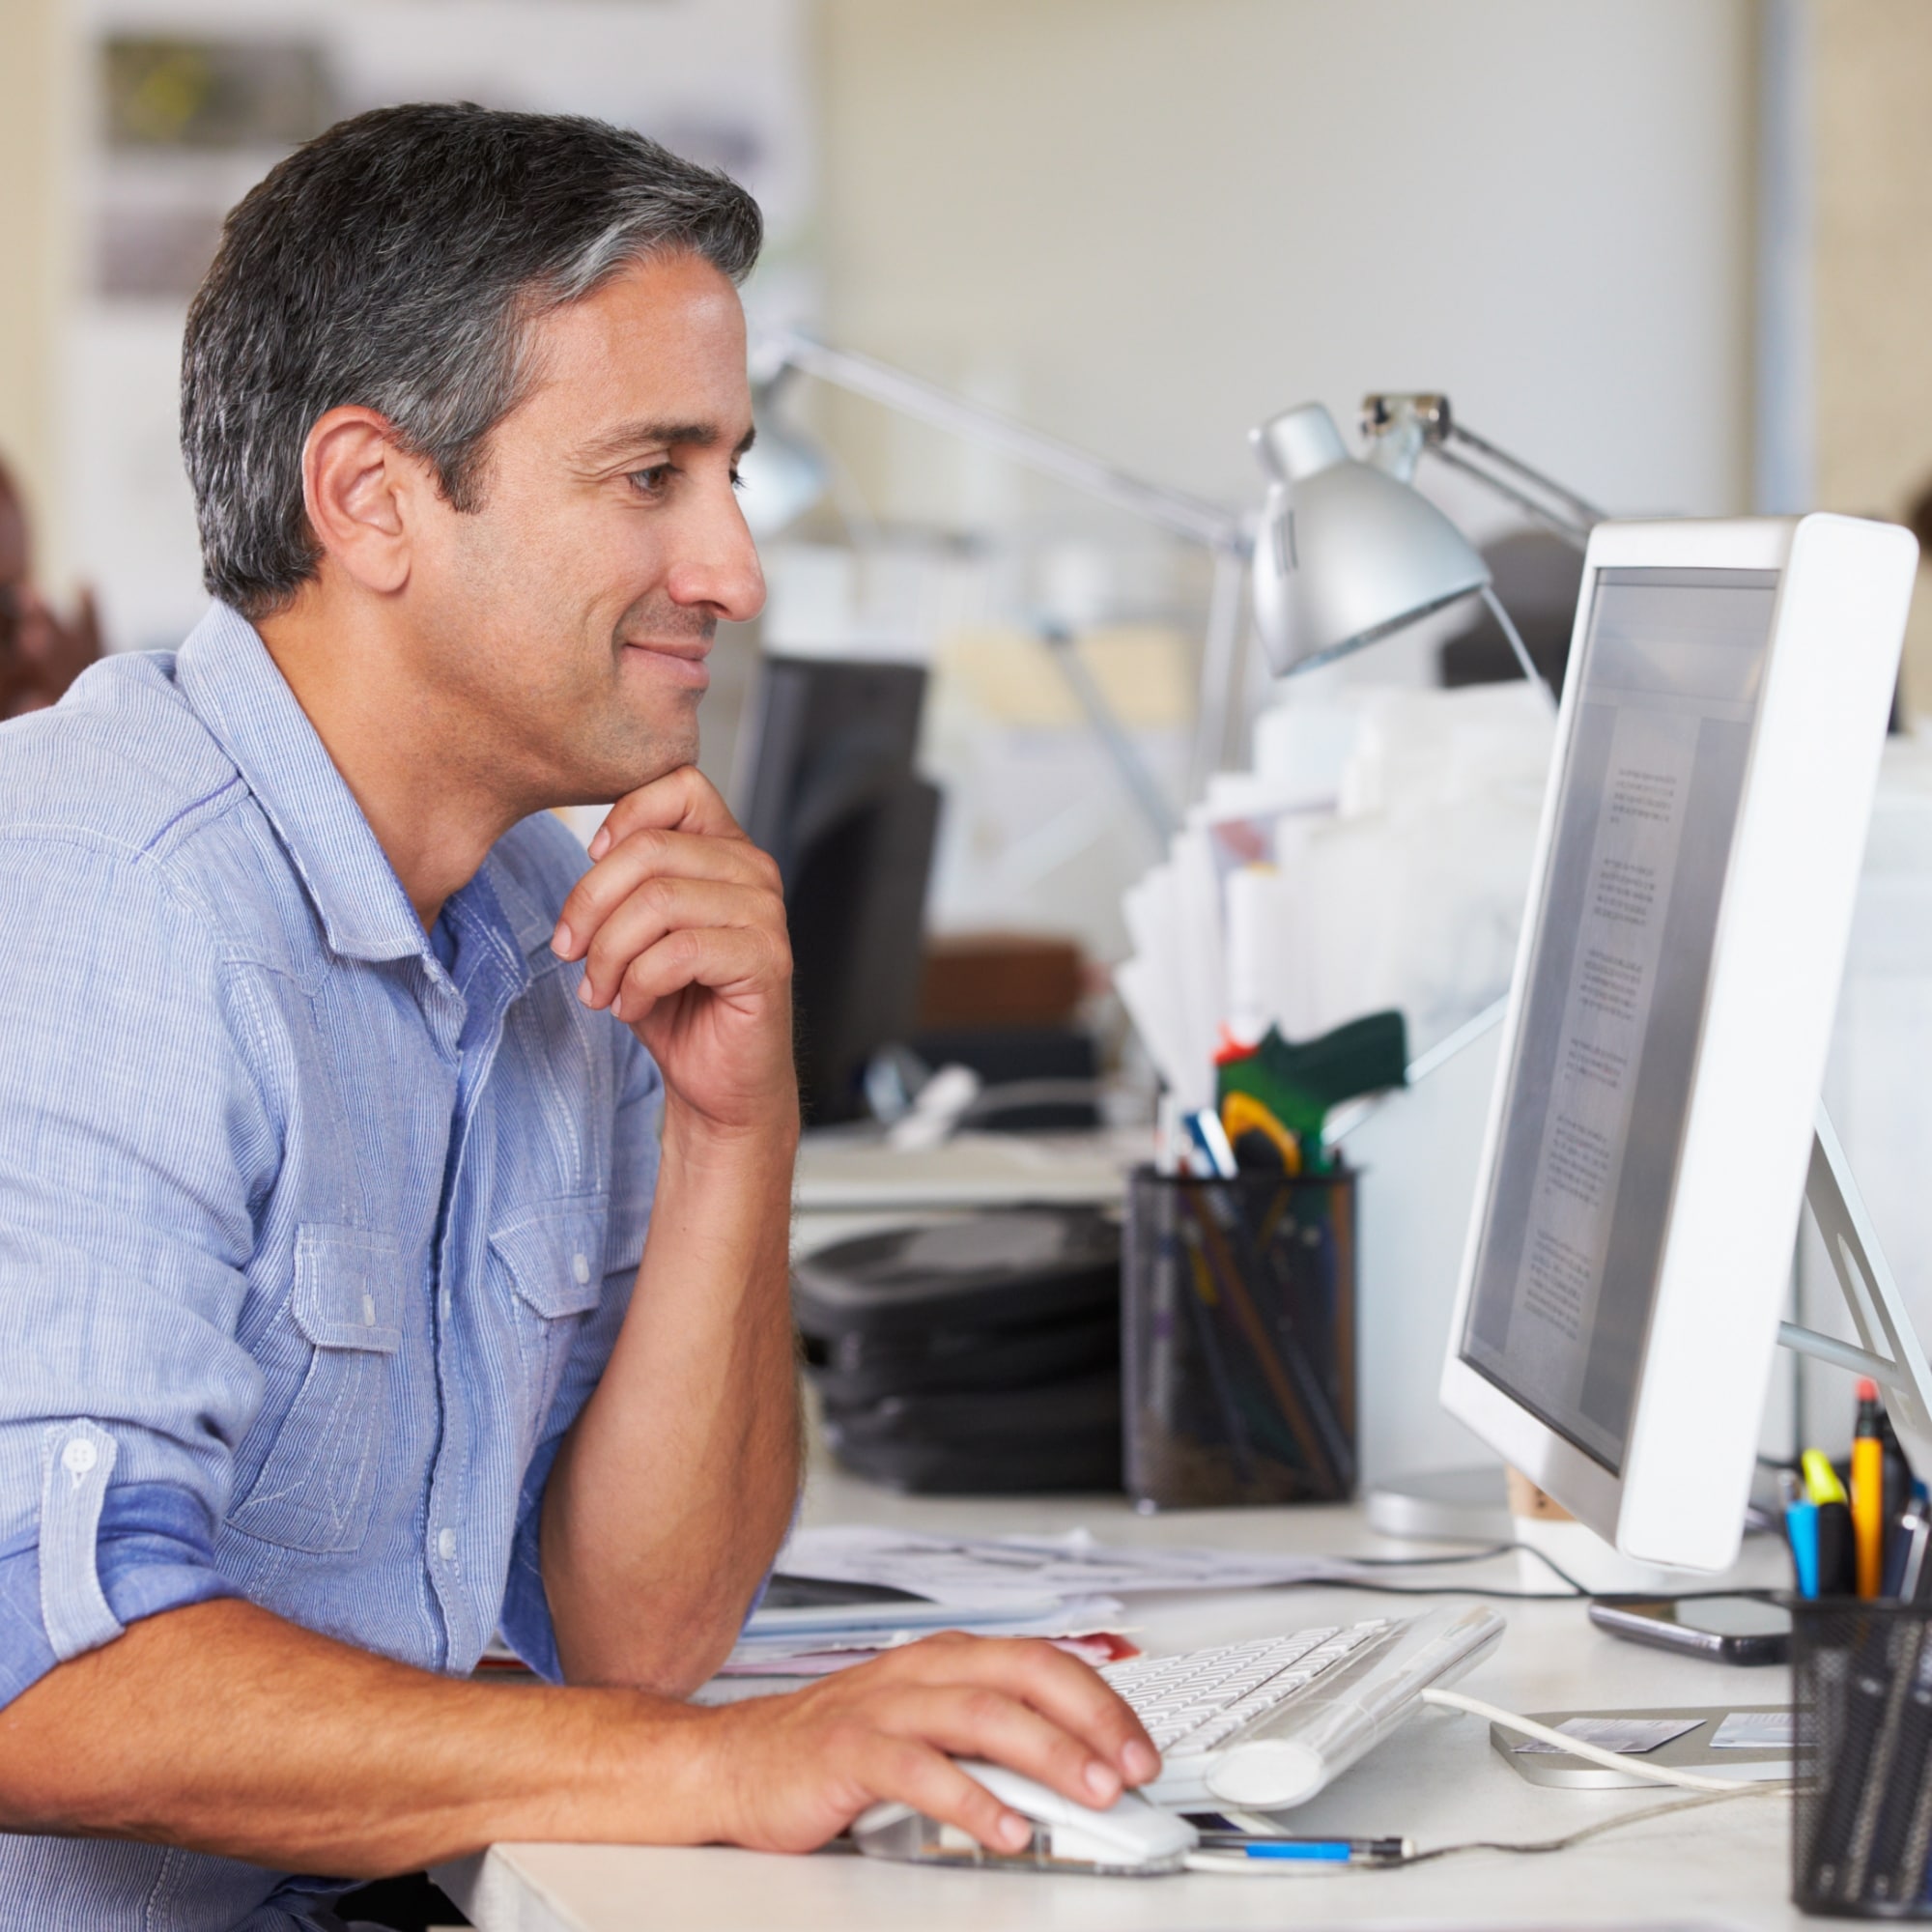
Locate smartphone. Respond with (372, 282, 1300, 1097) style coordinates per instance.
(1587, 1592, 1791, 1665)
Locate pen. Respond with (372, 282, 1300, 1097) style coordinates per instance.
(1884, 1491, 1930, 1601)
(1804, 1448, 1857, 1596)
(1804, 1447, 1848, 1505)
(1196, 1834, 1410, 1864)
(1186, 1106, 1240, 1180)
(1782, 1469, 1821, 1598)
(1854, 1379, 1886, 1599)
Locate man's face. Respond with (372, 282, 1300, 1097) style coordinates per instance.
(404, 250, 764, 807)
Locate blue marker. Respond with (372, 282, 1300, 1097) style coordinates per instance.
(1201, 1834, 1409, 1864)
(1782, 1468, 1821, 1598)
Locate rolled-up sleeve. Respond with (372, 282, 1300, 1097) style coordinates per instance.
(497, 1026, 663, 1679)
(0, 833, 274, 1706)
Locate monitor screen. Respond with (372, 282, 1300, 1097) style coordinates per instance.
(1459, 566, 1778, 1472)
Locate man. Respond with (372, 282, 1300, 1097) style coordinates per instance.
(0, 105, 1153, 1929)
(0, 455, 100, 717)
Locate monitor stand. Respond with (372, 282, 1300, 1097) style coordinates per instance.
(1369, 1102, 1932, 1540)
(1780, 1104, 1932, 1467)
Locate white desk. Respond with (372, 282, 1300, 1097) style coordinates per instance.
(441, 1439, 1802, 1931)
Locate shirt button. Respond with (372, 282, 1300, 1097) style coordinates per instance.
(438, 1528, 458, 1562)
(440, 1291, 452, 1323)
(361, 1293, 378, 1327)
(62, 1438, 98, 1477)
(572, 1252, 591, 1286)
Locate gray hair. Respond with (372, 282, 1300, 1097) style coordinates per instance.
(181, 103, 763, 617)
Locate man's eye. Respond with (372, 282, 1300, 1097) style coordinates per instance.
(729, 470, 746, 493)
(628, 465, 675, 497)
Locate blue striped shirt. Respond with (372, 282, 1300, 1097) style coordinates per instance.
(0, 604, 662, 1928)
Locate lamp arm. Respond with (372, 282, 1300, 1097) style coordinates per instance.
(1438, 419, 1608, 532)
(1360, 392, 1605, 552)
(775, 333, 1248, 554)
(1424, 443, 1596, 553)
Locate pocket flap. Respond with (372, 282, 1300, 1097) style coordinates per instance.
(291, 1224, 405, 1352)
(490, 1198, 610, 1320)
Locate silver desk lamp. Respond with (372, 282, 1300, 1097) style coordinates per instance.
(1246, 393, 1588, 692)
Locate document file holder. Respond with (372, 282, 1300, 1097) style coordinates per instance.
(1122, 1165, 1355, 1509)
(1793, 1599, 1932, 1917)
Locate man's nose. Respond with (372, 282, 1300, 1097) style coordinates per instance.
(668, 490, 766, 625)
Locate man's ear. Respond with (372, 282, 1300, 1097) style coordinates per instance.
(299, 406, 428, 596)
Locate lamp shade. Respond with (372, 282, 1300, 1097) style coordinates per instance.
(1249, 403, 1490, 675)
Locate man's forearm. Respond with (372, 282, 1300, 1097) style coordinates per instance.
(0, 1596, 1164, 1875)
(541, 1101, 801, 1690)
(0, 1600, 723, 1878)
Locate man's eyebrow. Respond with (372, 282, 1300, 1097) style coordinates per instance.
(576, 419, 755, 467)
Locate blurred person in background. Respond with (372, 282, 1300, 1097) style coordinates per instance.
(0, 457, 100, 718)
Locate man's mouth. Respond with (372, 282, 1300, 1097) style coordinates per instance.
(621, 638, 713, 688)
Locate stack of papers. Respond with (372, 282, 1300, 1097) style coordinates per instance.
(722, 1526, 1377, 1678)
(775, 1525, 1369, 1599)
(1117, 685, 1554, 1107)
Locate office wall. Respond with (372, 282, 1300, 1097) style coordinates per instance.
(815, 0, 1758, 543)
(58, 0, 813, 655)
(0, 0, 71, 582)
(1815, 0, 1932, 709)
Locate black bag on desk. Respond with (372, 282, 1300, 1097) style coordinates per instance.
(793, 1208, 1122, 1493)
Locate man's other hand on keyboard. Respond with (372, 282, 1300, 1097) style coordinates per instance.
(696, 1632, 1160, 1854)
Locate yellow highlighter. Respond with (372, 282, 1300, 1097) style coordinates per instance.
(1803, 1448, 1848, 1507)
(1803, 1446, 1857, 1595)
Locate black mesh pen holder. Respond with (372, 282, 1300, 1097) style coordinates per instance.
(1793, 1599, 1932, 1918)
(1121, 1163, 1355, 1510)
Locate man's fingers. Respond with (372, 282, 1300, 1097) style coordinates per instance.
(603, 925, 788, 1025)
(589, 765, 742, 859)
(873, 1636, 1158, 1784)
(554, 828, 781, 961)
(851, 1738, 1031, 1854)
(573, 877, 777, 1009)
(873, 1685, 1124, 1810)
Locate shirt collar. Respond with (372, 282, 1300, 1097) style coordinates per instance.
(478, 848, 568, 965)
(173, 603, 445, 966)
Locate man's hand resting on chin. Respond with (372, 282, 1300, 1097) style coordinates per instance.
(549, 766, 795, 1142)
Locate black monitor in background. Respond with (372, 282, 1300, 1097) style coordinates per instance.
(735, 654, 941, 1124)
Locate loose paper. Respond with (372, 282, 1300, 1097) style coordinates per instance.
(1515, 1717, 1704, 1756)
(1711, 1710, 1793, 1750)
(774, 1525, 1369, 1606)
(731, 1591, 1125, 1660)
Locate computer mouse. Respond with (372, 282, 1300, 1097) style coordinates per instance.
(852, 1760, 1198, 1875)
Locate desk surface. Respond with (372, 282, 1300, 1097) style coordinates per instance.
(442, 1452, 1797, 1931)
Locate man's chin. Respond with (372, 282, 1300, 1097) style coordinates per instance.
(547, 730, 700, 810)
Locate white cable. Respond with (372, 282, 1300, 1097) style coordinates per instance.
(1419, 1687, 1774, 1794)
(1480, 583, 1559, 712)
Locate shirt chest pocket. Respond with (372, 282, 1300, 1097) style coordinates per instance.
(228, 1225, 405, 1555)
(490, 1199, 609, 1446)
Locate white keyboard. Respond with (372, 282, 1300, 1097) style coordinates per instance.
(1103, 1619, 1390, 1756)
(1100, 1604, 1504, 1810)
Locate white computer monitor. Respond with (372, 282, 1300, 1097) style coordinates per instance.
(1438, 515, 1918, 1572)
